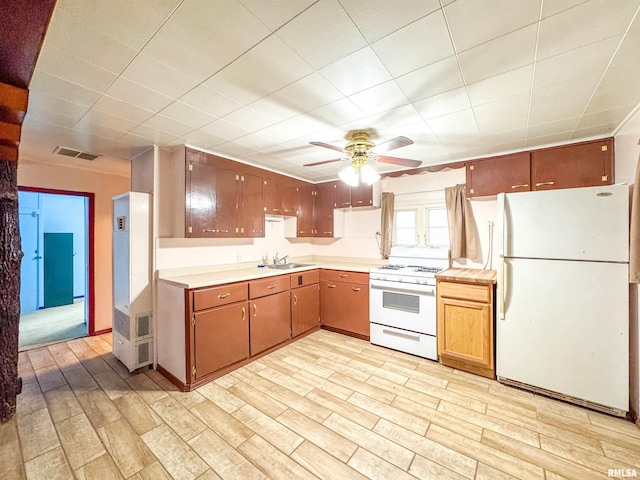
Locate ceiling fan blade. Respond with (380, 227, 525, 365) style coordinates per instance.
(309, 141, 346, 153)
(303, 158, 343, 167)
(370, 136, 413, 154)
(376, 156, 422, 168)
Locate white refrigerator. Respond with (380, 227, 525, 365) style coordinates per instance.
(496, 184, 629, 415)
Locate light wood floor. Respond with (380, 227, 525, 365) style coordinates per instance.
(2, 329, 639, 480)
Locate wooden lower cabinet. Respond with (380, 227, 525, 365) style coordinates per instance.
(249, 291, 291, 355)
(320, 270, 369, 339)
(193, 302, 249, 380)
(292, 283, 320, 337)
(436, 278, 495, 379)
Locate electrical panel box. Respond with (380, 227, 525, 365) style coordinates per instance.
(112, 192, 153, 371)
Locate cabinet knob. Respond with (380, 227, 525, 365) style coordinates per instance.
(327, 284, 336, 288)
(241, 307, 246, 321)
(217, 293, 231, 299)
(253, 303, 257, 317)
(339, 274, 348, 278)
(293, 294, 297, 305)
(352, 287, 361, 292)
(267, 285, 276, 289)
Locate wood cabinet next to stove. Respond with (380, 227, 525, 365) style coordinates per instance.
(320, 269, 370, 339)
(436, 269, 497, 379)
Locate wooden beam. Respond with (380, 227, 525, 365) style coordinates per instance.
(0, 120, 21, 146)
(0, 145, 18, 162)
(0, 82, 28, 125)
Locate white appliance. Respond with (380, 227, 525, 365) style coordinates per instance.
(370, 247, 450, 360)
(496, 184, 629, 416)
(112, 192, 153, 372)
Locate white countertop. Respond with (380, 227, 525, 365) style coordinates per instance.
(157, 256, 384, 289)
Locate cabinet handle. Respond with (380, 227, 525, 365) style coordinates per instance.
(293, 294, 297, 305)
(220, 229, 229, 233)
(535, 181, 555, 187)
(242, 307, 246, 321)
(253, 303, 257, 317)
(511, 184, 529, 189)
(324, 231, 332, 234)
(217, 293, 231, 299)
(341, 202, 350, 206)
(339, 274, 348, 278)
(203, 229, 217, 233)
(352, 287, 361, 292)
(267, 285, 276, 289)
(354, 200, 363, 204)
(253, 230, 262, 233)
(299, 231, 307, 234)
(327, 284, 336, 288)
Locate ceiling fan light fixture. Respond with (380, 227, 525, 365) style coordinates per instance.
(339, 164, 359, 187)
(360, 163, 381, 185)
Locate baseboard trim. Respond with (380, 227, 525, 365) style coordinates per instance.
(92, 328, 112, 336)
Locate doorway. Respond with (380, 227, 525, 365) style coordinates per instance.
(18, 187, 95, 350)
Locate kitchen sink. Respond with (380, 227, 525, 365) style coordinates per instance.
(267, 263, 313, 270)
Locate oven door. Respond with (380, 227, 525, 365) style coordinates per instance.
(369, 279, 436, 335)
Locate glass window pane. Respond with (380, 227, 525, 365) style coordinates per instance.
(428, 207, 447, 227)
(429, 227, 449, 246)
(394, 209, 416, 246)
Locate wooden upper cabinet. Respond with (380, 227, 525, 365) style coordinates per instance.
(282, 182, 299, 216)
(314, 182, 334, 237)
(350, 183, 374, 207)
(186, 158, 216, 238)
(332, 181, 351, 208)
(531, 138, 613, 191)
(214, 166, 240, 236)
(466, 153, 530, 198)
(297, 184, 314, 237)
(264, 178, 283, 215)
(239, 172, 264, 237)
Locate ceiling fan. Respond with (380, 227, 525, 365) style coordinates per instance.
(304, 132, 422, 186)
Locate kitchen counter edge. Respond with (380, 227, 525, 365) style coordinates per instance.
(435, 268, 497, 284)
(158, 262, 377, 289)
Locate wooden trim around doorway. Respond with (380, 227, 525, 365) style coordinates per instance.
(18, 186, 96, 335)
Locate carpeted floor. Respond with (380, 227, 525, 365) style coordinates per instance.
(19, 299, 86, 351)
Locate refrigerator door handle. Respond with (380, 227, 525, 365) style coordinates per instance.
(498, 257, 507, 320)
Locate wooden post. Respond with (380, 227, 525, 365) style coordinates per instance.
(0, 155, 22, 421)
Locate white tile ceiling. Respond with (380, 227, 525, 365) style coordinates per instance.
(19, 0, 640, 181)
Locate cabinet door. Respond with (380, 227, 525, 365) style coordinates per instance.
(333, 181, 351, 208)
(187, 160, 217, 238)
(314, 182, 334, 237)
(531, 138, 613, 191)
(264, 178, 283, 215)
(297, 184, 314, 237)
(194, 302, 249, 379)
(350, 183, 373, 207)
(320, 280, 344, 329)
(343, 282, 369, 337)
(214, 166, 239, 236)
(239, 172, 264, 237)
(437, 296, 493, 371)
(291, 283, 319, 337)
(283, 183, 299, 216)
(250, 291, 291, 355)
(466, 153, 530, 197)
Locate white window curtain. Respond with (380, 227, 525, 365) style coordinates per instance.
(444, 184, 480, 260)
(380, 192, 394, 259)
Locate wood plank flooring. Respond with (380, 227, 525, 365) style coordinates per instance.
(3, 329, 639, 479)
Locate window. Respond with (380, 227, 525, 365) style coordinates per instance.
(393, 204, 449, 247)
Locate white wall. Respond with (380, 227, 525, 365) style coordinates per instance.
(614, 105, 640, 417)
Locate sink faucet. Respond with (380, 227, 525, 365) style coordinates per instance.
(273, 253, 289, 265)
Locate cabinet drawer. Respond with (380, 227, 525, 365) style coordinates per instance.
(192, 282, 248, 311)
(290, 269, 320, 289)
(438, 281, 490, 303)
(320, 269, 368, 284)
(249, 275, 289, 299)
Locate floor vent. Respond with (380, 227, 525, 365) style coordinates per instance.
(53, 146, 101, 161)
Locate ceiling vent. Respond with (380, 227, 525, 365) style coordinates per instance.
(53, 146, 101, 161)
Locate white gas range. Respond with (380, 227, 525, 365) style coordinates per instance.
(369, 247, 450, 360)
